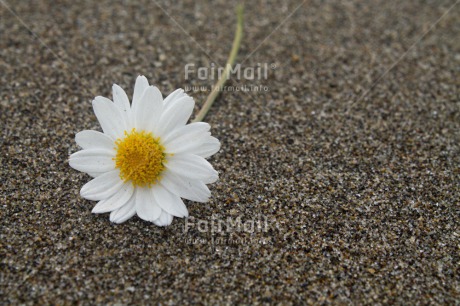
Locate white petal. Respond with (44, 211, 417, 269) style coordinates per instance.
(162, 122, 220, 157)
(132, 75, 149, 106)
(153, 184, 188, 218)
(135, 86, 163, 131)
(112, 84, 131, 113)
(163, 88, 186, 106)
(156, 96, 194, 137)
(69, 149, 115, 173)
(92, 182, 134, 214)
(186, 180, 212, 201)
(160, 170, 210, 202)
(135, 187, 162, 222)
(162, 121, 210, 145)
(110, 194, 136, 224)
(153, 210, 173, 226)
(165, 131, 210, 155)
(80, 170, 123, 201)
(75, 130, 114, 150)
(166, 154, 218, 183)
(87, 172, 105, 178)
(92, 96, 128, 140)
(189, 136, 221, 158)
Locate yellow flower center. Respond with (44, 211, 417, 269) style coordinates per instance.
(114, 129, 166, 187)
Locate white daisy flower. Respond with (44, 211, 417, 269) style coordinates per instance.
(69, 76, 220, 226)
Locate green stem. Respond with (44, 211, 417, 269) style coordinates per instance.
(193, 4, 244, 122)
